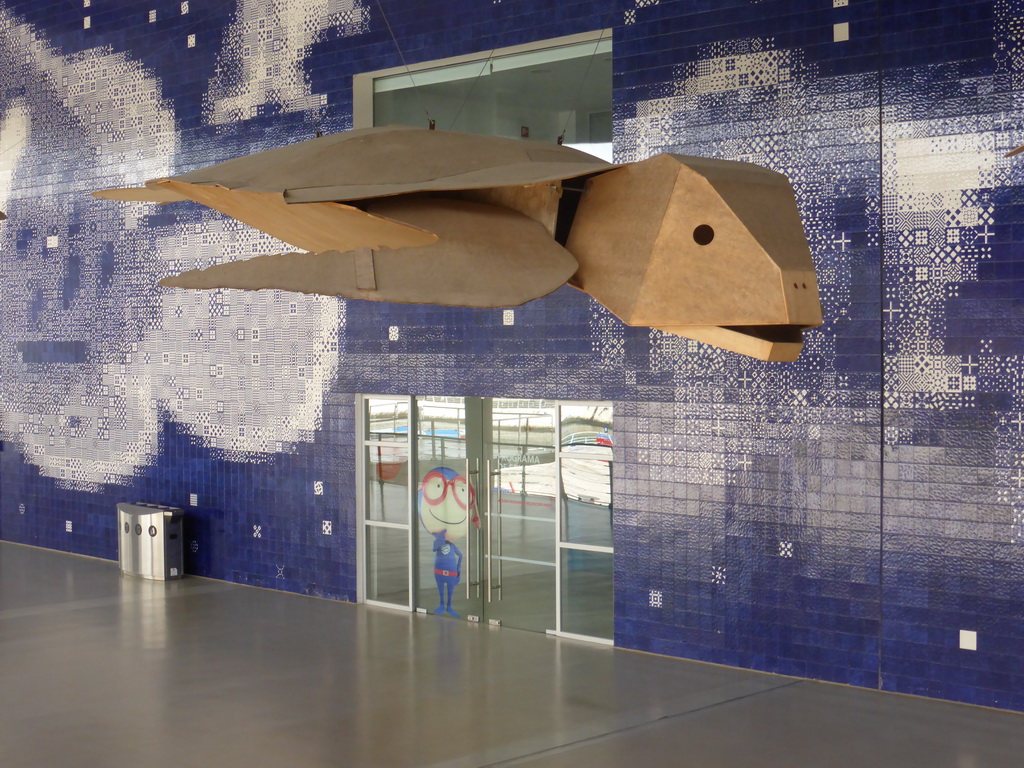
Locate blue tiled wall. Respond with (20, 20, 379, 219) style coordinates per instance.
(1, 0, 1022, 712)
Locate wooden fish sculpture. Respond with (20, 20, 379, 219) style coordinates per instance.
(95, 126, 822, 361)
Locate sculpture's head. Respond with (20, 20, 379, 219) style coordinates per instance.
(566, 154, 822, 361)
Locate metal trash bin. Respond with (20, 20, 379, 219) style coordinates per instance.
(117, 503, 184, 580)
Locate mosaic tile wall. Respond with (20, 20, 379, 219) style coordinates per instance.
(0, 0, 1022, 711)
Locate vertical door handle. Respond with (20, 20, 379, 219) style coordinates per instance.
(465, 457, 474, 600)
(485, 459, 493, 602)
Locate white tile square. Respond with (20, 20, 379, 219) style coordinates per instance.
(834, 22, 850, 42)
(959, 629, 977, 651)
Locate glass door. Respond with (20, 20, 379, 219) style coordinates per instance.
(483, 400, 558, 631)
(413, 397, 558, 629)
(414, 397, 484, 621)
(359, 395, 612, 640)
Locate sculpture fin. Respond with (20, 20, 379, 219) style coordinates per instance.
(92, 183, 189, 203)
(160, 197, 577, 308)
(154, 179, 438, 252)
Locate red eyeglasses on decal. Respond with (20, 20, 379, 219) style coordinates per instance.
(420, 469, 476, 511)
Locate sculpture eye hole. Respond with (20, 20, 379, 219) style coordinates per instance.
(693, 225, 715, 246)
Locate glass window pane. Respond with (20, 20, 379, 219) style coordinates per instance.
(365, 526, 409, 606)
(365, 444, 409, 524)
(490, 557, 556, 634)
(417, 397, 467, 465)
(365, 398, 409, 442)
(494, 465, 556, 522)
(492, 517, 556, 563)
(560, 404, 612, 458)
(561, 457, 612, 547)
(492, 399, 556, 456)
(560, 548, 613, 640)
(372, 38, 612, 146)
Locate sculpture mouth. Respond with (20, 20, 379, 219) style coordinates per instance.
(429, 509, 466, 527)
(718, 325, 810, 344)
(651, 324, 817, 362)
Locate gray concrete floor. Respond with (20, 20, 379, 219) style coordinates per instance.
(2, 541, 1022, 768)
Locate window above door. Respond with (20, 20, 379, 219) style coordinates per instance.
(353, 30, 613, 161)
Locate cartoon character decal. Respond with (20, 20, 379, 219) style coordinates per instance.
(418, 466, 480, 617)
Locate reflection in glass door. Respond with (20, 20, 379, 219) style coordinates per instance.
(484, 400, 558, 632)
(358, 395, 613, 641)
